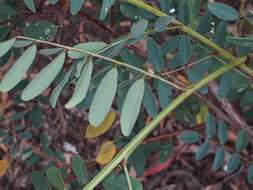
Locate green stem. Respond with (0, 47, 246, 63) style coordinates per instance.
(125, 0, 253, 79)
(123, 159, 133, 190)
(83, 57, 246, 190)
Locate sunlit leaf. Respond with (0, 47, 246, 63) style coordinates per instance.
(65, 59, 93, 108)
(21, 52, 65, 101)
(89, 68, 118, 126)
(0, 38, 16, 57)
(68, 42, 107, 59)
(120, 79, 145, 137)
(0, 45, 37, 92)
(131, 19, 148, 38)
(208, 2, 239, 21)
(0, 160, 9, 177)
(85, 111, 116, 138)
(95, 141, 116, 165)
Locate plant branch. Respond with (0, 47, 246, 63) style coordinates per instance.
(15, 35, 183, 90)
(125, 0, 253, 79)
(82, 57, 246, 190)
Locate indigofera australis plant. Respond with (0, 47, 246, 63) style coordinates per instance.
(1, 0, 253, 189)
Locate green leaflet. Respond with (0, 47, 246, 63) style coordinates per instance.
(217, 72, 232, 99)
(70, 0, 86, 15)
(120, 3, 143, 20)
(205, 114, 216, 138)
(179, 0, 190, 25)
(103, 174, 143, 190)
(147, 38, 164, 72)
(226, 36, 253, 47)
(212, 147, 225, 171)
(187, 0, 201, 19)
(89, 68, 118, 126)
(240, 91, 253, 108)
(46, 167, 66, 190)
(208, 2, 239, 21)
(120, 79, 145, 137)
(13, 40, 33, 48)
(39, 48, 63, 56)
(179, 35, 192, 64)
(178, 131, 200, 143)
(212, 21, 227, 46)
(100, 0, 116, 20)
(157, 80, 172, 109)
(130, 19, 148, 38)
(65, 59, 93, 108)
(23, 0, 36, 13)
(154, 16, 174, 32)
(247, 164, 253, 184)
(68, 42, 107, 59)
(217, 120, 228, 145)
(227, 154, 241, 173)
(195, 140, 210, 161)
(21, 52, 65, 101)
(71, 156, 88, 184)
(0, 37, 16, 57)
(160, 35, 179, 55)
(49, 65, 75, 108)
(0, 45, 37, 92)
(235, 129, 249, 152)
(31, 171, 52, 190)
(197, 11, 213, 35)
(143, 83, 157, 118)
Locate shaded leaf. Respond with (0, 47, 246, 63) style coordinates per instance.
(157, 80, 172, 109)
(205, 114, 216, 138)
(160, 35, 179, 55)
(227, 154, 241, 173)
(23, 0, 36, 13)
(21, 52, 65, 101)
(217, 120, 228, 144)
(143, 83, 157, 118)
(70, 0, 86, 15)
(131, 19, 148, 38)
(46, 167, 65, 190)
(89, 68, 118, 126)
(208, 2, 239, 21)
(71, 156, 88, 184)
(147, 38, 164, 72)
(178, 131, 200, 143)
(100, 0, 116, 20)
(65, 59, 93, 108)
(195, 141, 210, 160)
(226, 36, 253, 47)
(120, 79, 145, 137)
(235, 129, 248, 152)
(179, 0, 190, 25)
(31, 171, 52, 190)
(95, 141, 116, 165)
(212, 147, 225, 171)
(212, 21, 227, 46)
(247, 164, 253, 184)
(0, 38, 16, 57)
(85, 111, 116, 138)
(196, 105, 209, 124)
(217, 72, 232, 99)
(179, 35, 192, 64)
(0, 45, 37, 92)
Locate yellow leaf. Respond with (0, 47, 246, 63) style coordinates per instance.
(0, 160, 9, 177)
(95, 141, 116, 165)
(196, 105, 209, 124)
(85, 111, 116, 138)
